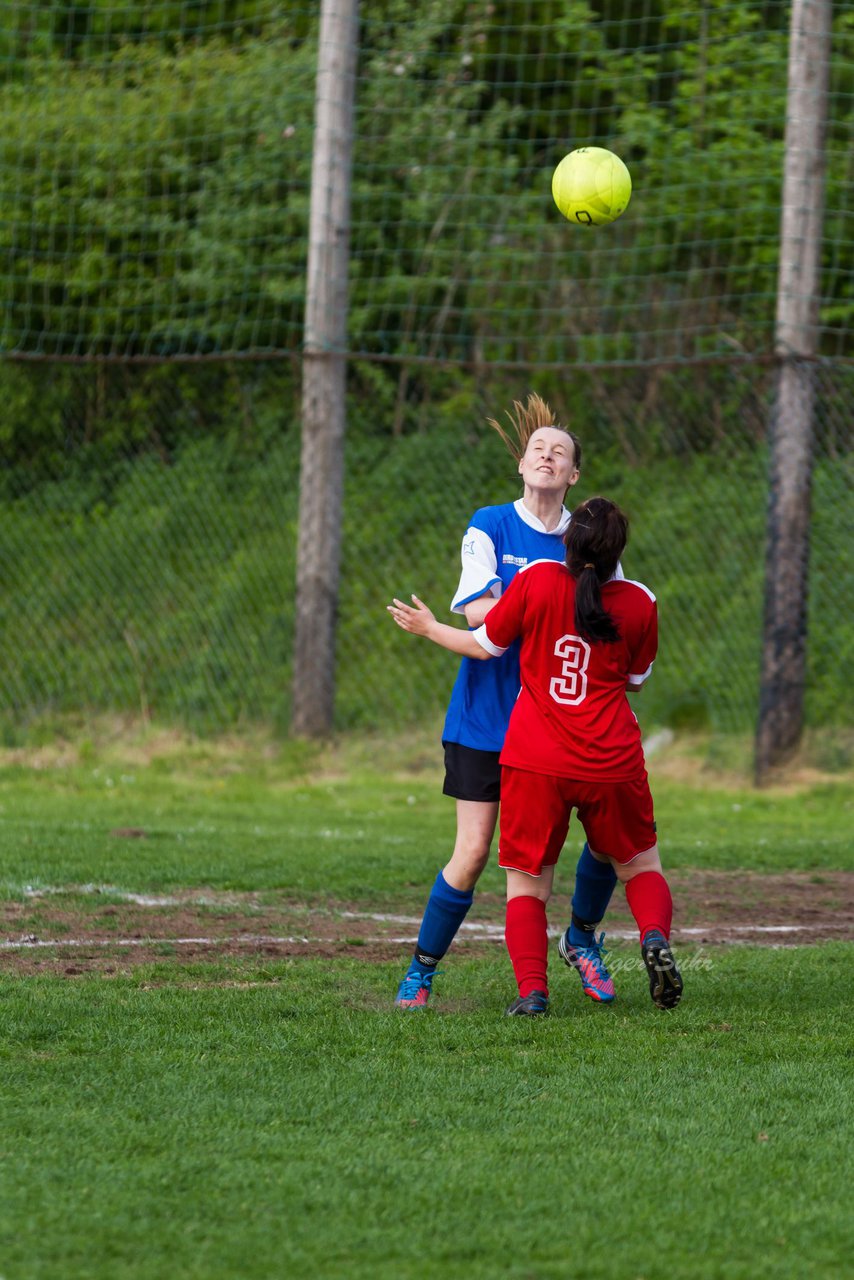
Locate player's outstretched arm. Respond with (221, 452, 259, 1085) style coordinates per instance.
(463, 591, 498, 627)
(387, 595, 489, 660)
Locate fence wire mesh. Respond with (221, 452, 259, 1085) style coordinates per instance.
(0, 1, 851, 742)
(1, 1, 852, 363)
(0, 360, 850, 738)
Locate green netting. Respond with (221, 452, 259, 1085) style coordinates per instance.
(0, 360, 850, 737)
(1, 0, 852, 363)
(0, 2, 316, 358)
(0, 1, 851, 742)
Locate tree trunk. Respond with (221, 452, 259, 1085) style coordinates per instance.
(755, 0, 831, 782)
(292, 0, 360, 737)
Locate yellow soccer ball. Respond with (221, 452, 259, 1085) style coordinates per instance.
(552, 147, 632, 227)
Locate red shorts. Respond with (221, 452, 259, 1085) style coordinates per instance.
(498, 765, 657, 877)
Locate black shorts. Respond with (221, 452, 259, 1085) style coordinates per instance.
(442, 740, 502, 803)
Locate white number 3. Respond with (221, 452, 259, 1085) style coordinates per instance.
(550, 634, 590, 705)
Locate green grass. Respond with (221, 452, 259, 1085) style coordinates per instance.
(1, 950, 852, 1280)
(0, 733, 850, 897)
(0, 734, 852, 1278)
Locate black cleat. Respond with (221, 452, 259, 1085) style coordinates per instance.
(641, 932, 683, 1009)
(505, 990, 550, 1017)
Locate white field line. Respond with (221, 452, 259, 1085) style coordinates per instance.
(0, 920, 824, 951)
(14, 888, 845, 940)
(341, 912, 812, 937)
(20, 885, 234, 907)
(0, 935, 310, 950)
(2, 897, 836, 951)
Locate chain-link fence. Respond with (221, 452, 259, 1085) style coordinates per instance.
(0, 358, 850, 738)
(3, 2, 851, 365)
(0, 1, 851, 746)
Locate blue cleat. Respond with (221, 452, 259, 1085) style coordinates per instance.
(558, 930, 616, 1003)
(394, 967, 441, 1009)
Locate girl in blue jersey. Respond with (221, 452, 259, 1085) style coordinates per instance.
(395, 394, 620, 1008)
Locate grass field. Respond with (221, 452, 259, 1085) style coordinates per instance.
(1, 727, 852, 1279)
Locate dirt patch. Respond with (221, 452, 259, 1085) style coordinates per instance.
(604, 869, 853, 945)
(1, 870, 851, 977)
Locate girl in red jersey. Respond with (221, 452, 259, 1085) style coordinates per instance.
(394, 395, 619, 1013)
(388, 496, 682, 1016)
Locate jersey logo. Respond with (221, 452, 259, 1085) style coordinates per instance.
(463, 538, 477, 556)
(502, 554, 528, 566)
(550, 634, 591, 705)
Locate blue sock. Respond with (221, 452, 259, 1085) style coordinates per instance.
(569, 843, 617, 947)
(410, 872, 474, 973)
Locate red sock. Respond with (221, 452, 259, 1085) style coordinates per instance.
(625, 871, 673, 943)
(505, 896, 549, 997)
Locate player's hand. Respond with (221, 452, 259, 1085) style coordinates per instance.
(387, 594, 435, 636)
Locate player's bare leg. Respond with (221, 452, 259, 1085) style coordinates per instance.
(443, 799, 498, 890)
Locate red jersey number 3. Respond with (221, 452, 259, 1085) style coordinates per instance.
(550, 634, 591, 706)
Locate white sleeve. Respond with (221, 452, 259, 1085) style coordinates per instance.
(627, 661, 654, 688)
(450, 526, 502, 615)
(472, 622, 507, 657)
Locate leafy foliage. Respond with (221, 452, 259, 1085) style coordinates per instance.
(0, 1, 850, 737)
(0, 0, 851, 364)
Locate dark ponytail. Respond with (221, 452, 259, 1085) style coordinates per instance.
(564, 497, 629, 644)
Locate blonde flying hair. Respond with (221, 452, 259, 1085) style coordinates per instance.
(486, 392, 582, 471)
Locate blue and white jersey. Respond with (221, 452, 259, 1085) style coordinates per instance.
(442, 500, 571, 752)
